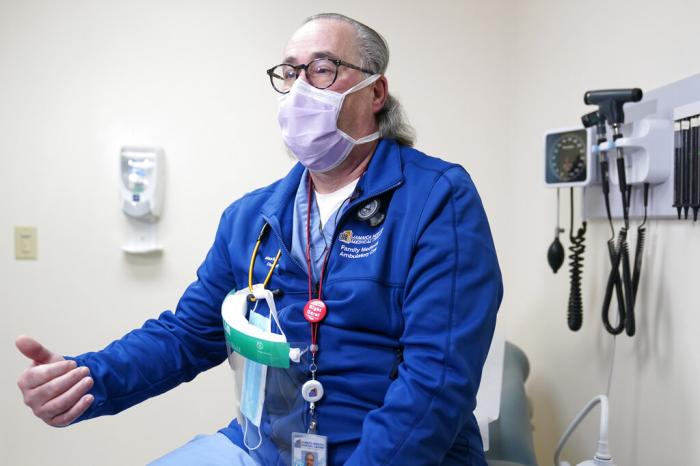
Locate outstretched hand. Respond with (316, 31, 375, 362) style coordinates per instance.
(15, 335, 94, 426)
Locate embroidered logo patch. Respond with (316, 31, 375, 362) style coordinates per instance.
(338, 228, 384, 259)
(339, 230, 353, 244)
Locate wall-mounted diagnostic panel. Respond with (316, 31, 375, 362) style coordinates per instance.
(579, 74, 699, 220)
(541, 72, 700, 466)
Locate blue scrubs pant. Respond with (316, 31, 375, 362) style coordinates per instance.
(148, 433, 257, 466)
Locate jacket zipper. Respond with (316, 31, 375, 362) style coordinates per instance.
(262, 215, 308, 278)
(318, 180, 404, 292)
(262, 179, 404, 298)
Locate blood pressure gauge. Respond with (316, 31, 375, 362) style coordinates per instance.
(544, 127, 595, 187)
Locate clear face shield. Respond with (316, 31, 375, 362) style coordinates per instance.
(223, 285, 310, 462)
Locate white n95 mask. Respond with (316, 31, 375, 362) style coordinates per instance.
(277, 74, 382, 173)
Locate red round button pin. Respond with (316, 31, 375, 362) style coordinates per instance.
(304, 299, 327, 323)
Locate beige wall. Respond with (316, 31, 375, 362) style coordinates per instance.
(503, 2, 700, 464)
(1, 1, 697, 465)
(0, 1, 509, 464)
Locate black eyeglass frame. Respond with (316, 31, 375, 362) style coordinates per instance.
(266, 57, 375, 94)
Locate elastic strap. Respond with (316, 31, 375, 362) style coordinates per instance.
(248, 286, 287, 341)
(242, 416, 263, 451)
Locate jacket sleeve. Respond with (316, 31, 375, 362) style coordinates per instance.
(68, 208, 237, 421)
(345, 166, 503, 465)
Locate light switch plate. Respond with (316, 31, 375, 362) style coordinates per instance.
(15, 227, 37, 260)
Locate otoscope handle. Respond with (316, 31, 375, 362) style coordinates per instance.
(616, 154, 628, 195)
(600, 159, 610, 196)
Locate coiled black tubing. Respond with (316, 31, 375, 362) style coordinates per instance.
(568, 188, 587, 331)
(602, 232, 626, 335)
(602, 224, 645, 336)
(627, 225, 646, 336)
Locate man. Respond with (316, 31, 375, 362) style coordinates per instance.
(16, 13, 502, 466)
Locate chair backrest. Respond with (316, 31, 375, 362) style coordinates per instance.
(484, 342, 538, 466)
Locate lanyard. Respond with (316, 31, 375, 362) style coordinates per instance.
(304, 178, 332, 352)
(301, 177, 333, 434)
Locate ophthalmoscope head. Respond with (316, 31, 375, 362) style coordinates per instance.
(583, 88, 643, 126)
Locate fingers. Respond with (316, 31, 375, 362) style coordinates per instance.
(26, 365, 89, 403)
(15, 335, 63, 364)
(15, 335, 94, 427)
(50, 394, 94, 427)
(19, 359, 77, 390)
(35, 375, 94, 425)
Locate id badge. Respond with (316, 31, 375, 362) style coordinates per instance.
(291, 432, 327, 466)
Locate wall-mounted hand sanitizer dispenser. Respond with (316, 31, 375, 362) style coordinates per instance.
(120, 146, 164, 253)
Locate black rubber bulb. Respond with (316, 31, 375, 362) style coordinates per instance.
(548, 236, 565, 273)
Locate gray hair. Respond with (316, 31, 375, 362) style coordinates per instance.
(303, 13, 416, 147)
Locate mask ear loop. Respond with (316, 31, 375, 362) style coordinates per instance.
(263, 289, 286, 340)
(251, 286, 287, 340)
(343, 73, 382, 96)
(243, 416, 263, 451)
(333, 74, 383, 148)
(334, 74, 382, 121)
(342, 130, 381, 145)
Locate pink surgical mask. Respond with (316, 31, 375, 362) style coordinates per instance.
(277, 74, 381, 173)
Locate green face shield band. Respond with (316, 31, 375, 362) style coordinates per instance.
(222, 286, 291, 369)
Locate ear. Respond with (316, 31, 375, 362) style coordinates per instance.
(371, 75, 389, 114)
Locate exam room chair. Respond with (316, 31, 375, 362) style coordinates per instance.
(484, 342, 538, 466)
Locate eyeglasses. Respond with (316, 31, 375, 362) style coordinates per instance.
(266, 57, 374, 94)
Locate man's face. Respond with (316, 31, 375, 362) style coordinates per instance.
(283, 19, 379, 139)
(305, 452, 315, 466)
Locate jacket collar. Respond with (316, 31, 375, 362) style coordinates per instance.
(261, 138, 404, 222)
(260, 138, 404, 249)
(352, 138, 404, 202)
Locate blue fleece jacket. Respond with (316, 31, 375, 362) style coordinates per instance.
(70, 138, 503, 466)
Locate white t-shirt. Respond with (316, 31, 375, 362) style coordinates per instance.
(315, 178, 360, 228)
